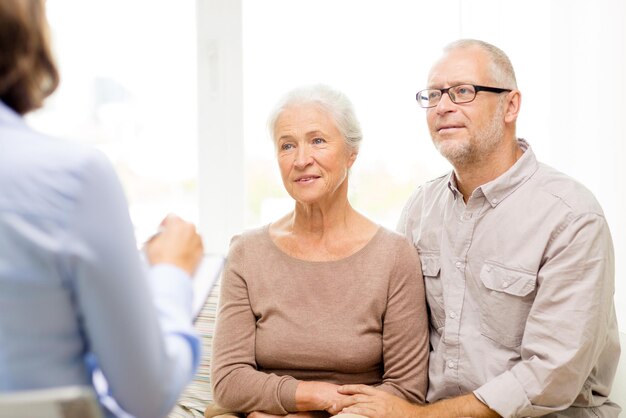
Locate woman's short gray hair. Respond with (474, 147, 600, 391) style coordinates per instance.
(267, 84, 363, 152)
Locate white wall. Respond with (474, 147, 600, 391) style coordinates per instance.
(547, 0, 626, 328)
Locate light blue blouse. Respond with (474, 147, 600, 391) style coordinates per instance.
(0, 101, 199, 418)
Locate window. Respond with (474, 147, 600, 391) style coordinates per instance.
(31, 0, 198, 243)
(34, 0, 626, 329)
(241, 0, 453, 230)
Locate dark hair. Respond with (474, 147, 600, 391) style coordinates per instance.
(0, 0, 59, 115)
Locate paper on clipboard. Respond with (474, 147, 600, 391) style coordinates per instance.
(191, 253, 224, 318)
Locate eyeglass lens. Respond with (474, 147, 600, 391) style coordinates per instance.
(418, 85, 476, 107)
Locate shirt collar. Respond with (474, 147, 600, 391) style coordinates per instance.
(480, 138, 538, 207)
(447, 172, 461, 199)
(446, 139, 539, 206)
(0, 100, 24, 127)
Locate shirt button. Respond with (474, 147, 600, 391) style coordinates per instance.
(491, 198, 498, 204)
(449, 312, 457, 319)
(455, 261, 462, 268)
(502, 281, 509, 288)
(448, 361, 456, 369)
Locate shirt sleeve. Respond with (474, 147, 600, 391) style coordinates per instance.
(375, 237, 429, 403)
(62, 150, 199, 418)
(474, 212, 616, 418)
(396, 187, 421, 239)
(210, 235, 299, 415)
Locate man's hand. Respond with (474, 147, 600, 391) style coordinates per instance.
(247, 412, 328, 418)
(330, 385, 418, 418)
(333, 388, 499, 418)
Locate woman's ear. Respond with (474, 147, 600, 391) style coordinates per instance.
(347, 150, 358, 169)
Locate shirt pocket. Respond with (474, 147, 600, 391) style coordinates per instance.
(478, 261, 537, 348)
(420, 253, 445, 332)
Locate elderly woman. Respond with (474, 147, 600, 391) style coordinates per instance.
(209, 85, 429, 418)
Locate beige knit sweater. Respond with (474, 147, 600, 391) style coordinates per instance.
(211, 225, 429, 415)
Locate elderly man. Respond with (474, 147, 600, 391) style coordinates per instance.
(333, 39, 620, 418)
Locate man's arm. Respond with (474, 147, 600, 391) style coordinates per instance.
(332, 385, 499, 418)
(474, 212, 617, 417)
(416, 394, 500, 418)
(248, 412, 328, 418)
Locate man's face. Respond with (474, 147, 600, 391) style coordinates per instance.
(426, 46, 507, 166)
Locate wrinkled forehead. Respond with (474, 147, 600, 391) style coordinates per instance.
(427, 47, 492, 89)
(274, 102, 337, 137)
(276, 102, 334, 127)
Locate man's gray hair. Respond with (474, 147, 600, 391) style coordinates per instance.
(445, 39, 518, 89)
(267, 84, 363, 152)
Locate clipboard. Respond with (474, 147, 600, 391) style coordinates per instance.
(191, 253, 224, 318)
(138, 250, 224, 319)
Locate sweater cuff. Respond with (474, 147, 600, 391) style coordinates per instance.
(473, 371, 532, 418)
(278, 378, 300, 413)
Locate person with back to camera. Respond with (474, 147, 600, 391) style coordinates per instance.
(331, 39, 621, 417)
(207, 84, 429, 418)
(0, 1, 205, 417)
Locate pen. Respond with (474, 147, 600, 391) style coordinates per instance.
(144, 226, 165, 245)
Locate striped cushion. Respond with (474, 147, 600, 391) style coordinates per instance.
(169, 282, 221, 418)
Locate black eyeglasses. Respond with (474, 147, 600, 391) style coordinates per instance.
(416, 84, 512, 108)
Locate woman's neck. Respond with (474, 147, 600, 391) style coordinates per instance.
(269, 187, 378, 261)
(290, 197, 355, 237)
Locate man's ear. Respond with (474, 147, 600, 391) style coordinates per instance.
(504, 90, 521, 123)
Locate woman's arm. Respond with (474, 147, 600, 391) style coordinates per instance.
(375, 237, 429, 403)
(210, 235, 299, 415)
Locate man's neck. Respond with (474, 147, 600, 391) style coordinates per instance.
(454, 138, 522, 202)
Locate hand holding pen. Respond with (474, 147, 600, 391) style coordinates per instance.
(144, 214, 204, 276)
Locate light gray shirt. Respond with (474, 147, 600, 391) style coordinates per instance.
(398, 139, 620, 418)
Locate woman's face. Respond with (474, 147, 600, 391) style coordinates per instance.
(274, 103, 357, 206)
